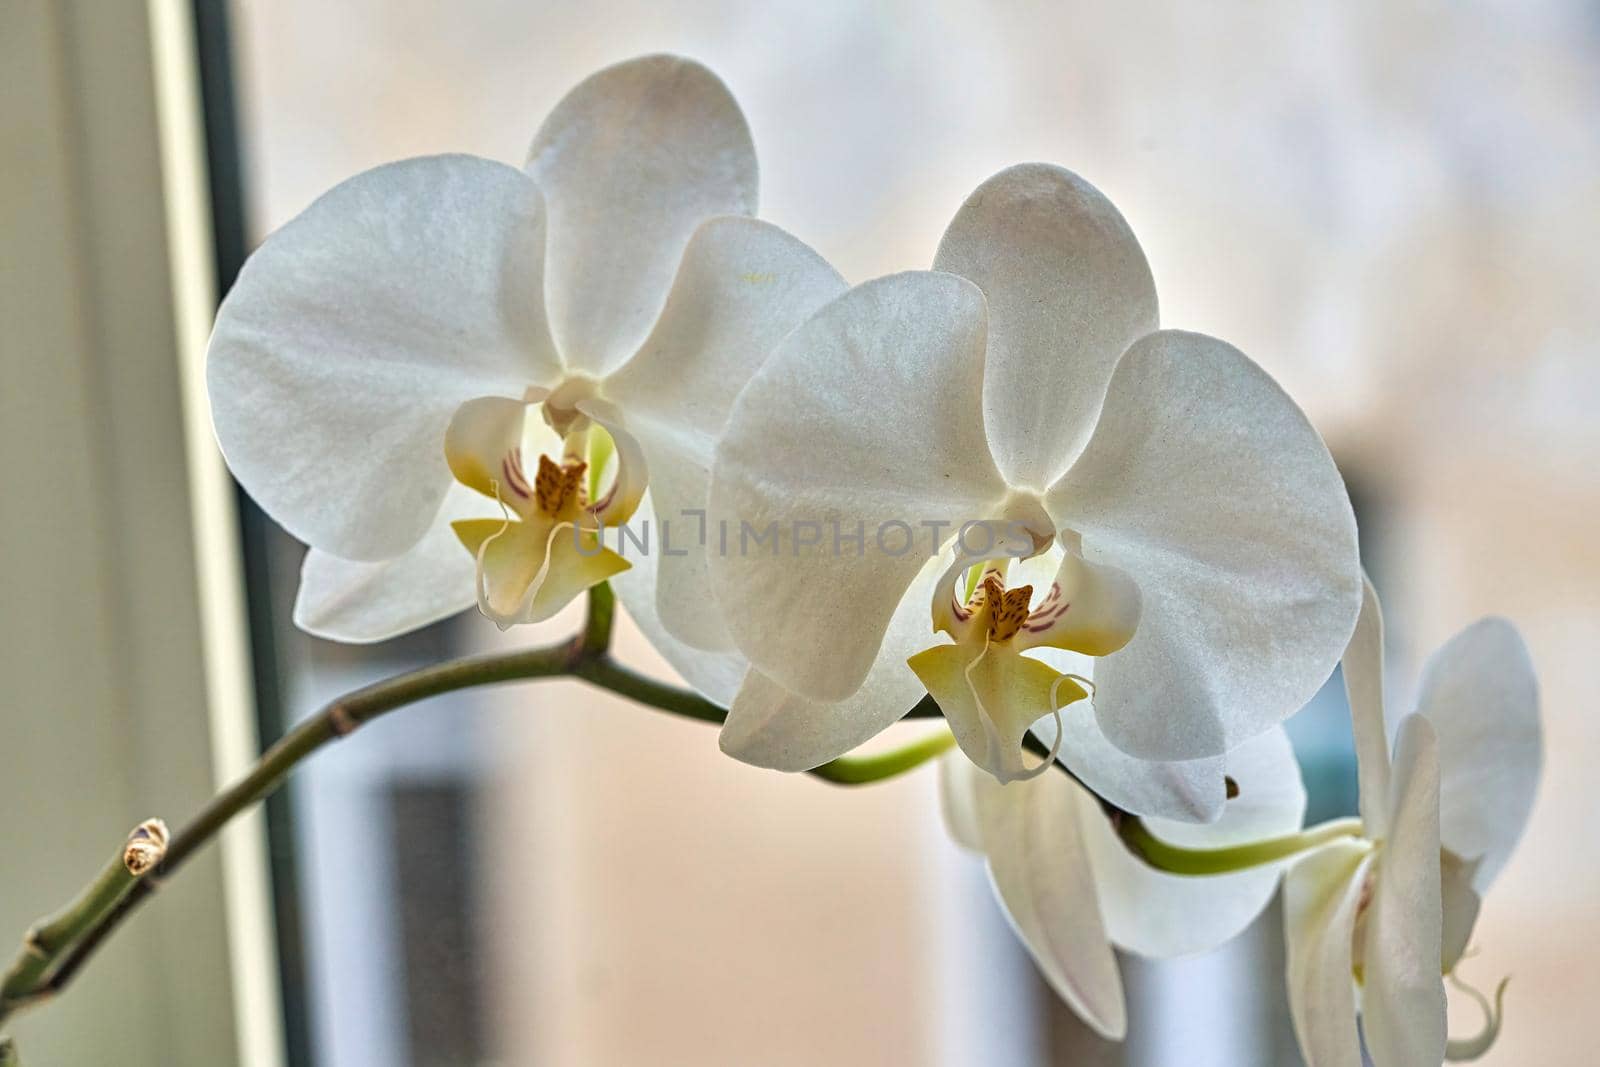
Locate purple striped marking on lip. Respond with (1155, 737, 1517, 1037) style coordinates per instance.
(591, 460, 622, 515)
(950, 589, 974, 623)
(501, 450, 533, 499)
(1022, 584, 1069, 633)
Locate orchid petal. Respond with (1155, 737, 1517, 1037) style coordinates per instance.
(608, 510, 747, 707)
(293, 485, 490, 643)
(1144, 725, 1308, 848)
(1046, 705, 1227, 822)
(1346, 575, 1393, 839)
(1082, 726, 1306, 958)
(526, 55, 757, 376)
(602, 217, 847, 652)
(708, 272, 1006, 704)
(1026, 573, 1225, 823)
(1047, 330, 1361, 761)
(1284, 841, 1373, 1067)
(971, 769, 1127, 1039)
(208, 155, 557, 561)
(718, 555, 945, 770)
(1080, 802, 1286, 960)
(934, 164, 1157, 489)
(1439, 851, 1483, 975)
(937, 753, 985, 853)
(1414, 618, 1541, 893)
(1360, 715, 1446, 1067)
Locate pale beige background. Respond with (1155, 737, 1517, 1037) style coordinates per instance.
(230, 1, 1600, 1064)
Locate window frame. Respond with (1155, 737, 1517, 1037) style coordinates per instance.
(0, 1, 284, 1062)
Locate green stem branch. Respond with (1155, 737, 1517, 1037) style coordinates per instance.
(570, 656, 728, 726)
(810, 728, 957, 784)
(0, 585, 950, 1026)
(0, 820, 167, 1007)
(1119, 815, 1366, 876)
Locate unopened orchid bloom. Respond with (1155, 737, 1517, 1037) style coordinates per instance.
(940, 725, 1307, 1038)
(705, 163, 1360, 806)
(207, 55, 842, 699)
(1284, 579, 1540, 1066)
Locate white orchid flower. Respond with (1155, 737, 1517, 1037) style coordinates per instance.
(706, 163, 1360, 806)
(940, 725, 1307, 1039)
(1283, 579, 1541, 1066)
(207, 55, 844, 697)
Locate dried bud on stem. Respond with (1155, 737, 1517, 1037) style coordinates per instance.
(122, 820, 169, 878)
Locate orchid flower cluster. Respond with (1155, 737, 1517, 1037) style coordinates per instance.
(206, 56, 1542, 1064)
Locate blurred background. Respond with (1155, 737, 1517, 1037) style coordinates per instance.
(5, 0, 1597, 1064)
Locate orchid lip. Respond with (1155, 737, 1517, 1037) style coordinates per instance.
(500, 449, 534, 502)
(443, 393, 635, 630)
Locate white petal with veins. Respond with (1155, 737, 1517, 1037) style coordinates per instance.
(1082, 726, 1306, 956)
(708, 272, 1006, 707)
(527, 55, 757, 376)
(603, 217, 847, 653)
(934, 163, 1157, 489)
(1415, 618, 1541, 894)
(1345, 575, 1393, 839)
(1284, 840, 1373, 1067)
(1359, 715, 1446, 1067)
(969, 767, 1128, 1039)
(719, 555, 946, 770)
(1048, 330, 1361, 762)
(208, 155, 557, 560)
(293, 484, 491, 643)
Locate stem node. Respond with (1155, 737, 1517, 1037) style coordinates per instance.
(328, 703, 360, 737)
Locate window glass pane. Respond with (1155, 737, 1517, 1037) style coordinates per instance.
(218, 4, 1600, 1065)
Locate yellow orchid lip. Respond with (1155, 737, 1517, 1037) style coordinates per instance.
(443, 393, 641, 628)
(911, 532, 1144, 783)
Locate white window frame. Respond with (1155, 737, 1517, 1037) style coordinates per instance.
(1, 2, 283, 1063)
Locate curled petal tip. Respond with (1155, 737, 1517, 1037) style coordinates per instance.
(1445, 972, 1509, 1062)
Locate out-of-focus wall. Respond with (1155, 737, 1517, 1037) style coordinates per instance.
(231, 2, 1600, 1063)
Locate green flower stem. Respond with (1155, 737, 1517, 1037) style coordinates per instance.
(570, 655, 727, 725)
(0, 636, 580, 1024)
(0, 584, 949, 1025)
(1120, 815, 1367, 876)
(580, 579, 616, 653)
(810, 728, 958, 784)
(0, 822, 162, 1006)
